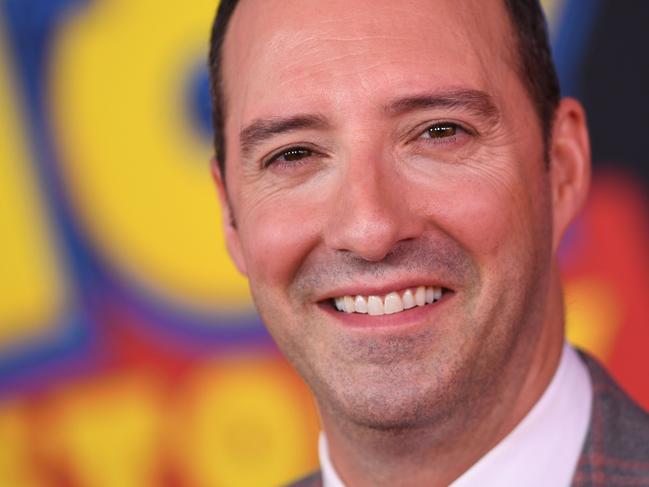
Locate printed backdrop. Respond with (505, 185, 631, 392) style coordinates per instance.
(1, 0, 648, 485)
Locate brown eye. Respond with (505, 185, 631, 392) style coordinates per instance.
(281, 148, 312, 161)
(264, 147, 315, 168)
(427, 124, 457, 138)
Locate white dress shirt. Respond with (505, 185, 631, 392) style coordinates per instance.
(320, 342, 593, 487)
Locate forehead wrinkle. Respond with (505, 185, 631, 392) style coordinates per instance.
(275, 33, 419, 77)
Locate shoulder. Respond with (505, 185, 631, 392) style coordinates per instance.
(572, 350, 649, 485)
(284, 471, 322, 487)
(580, 350, 649, 449)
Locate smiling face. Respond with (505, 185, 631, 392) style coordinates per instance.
(217, 0, 564, 430)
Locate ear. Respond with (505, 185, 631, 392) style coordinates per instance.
(549, 98, 591, 252)
(210, 158, 248, 276)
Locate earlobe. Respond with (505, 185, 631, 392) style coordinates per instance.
(210, 158, 248, 276)
(549, 98, 592, 251)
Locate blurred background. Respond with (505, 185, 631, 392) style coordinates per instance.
(0, 0, 648, 485)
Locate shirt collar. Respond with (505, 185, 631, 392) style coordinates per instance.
(320, 342, 592, 487)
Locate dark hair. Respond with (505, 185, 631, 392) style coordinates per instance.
(208, 0, 560, 173)
(502, 0, 561, 152)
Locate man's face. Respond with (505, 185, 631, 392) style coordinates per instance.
(219, 0, 557, 429)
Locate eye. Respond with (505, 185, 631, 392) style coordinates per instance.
(264, 146, 315, 168)
(421, 122, 461, 140)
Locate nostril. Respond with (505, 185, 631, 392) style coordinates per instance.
(324, 196, 425, 262)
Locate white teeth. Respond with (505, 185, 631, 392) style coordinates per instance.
(367, 296, 384, 316)
(384, 292, 404, 314)
(402, 289, 416, 309)
(333, 286, 445, 316)
(434, 287, 442, 300)
(355, 295, 368, 314)
(344, 296, 355, 313)
(425, 287, 435, 304)
(415, 286, 426, 307)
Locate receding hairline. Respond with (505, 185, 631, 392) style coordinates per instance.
(210, 0, 558, 171)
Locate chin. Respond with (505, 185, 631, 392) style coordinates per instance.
(313, 359, 474, 433)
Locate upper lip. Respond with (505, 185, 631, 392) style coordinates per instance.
(315, 278, 454, 302)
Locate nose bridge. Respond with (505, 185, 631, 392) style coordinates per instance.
(325, 150, 422, 261)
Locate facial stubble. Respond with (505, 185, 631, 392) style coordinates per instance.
(250, 235, 539, 434)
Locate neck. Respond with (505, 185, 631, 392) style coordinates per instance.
(320, 269, 566, 487)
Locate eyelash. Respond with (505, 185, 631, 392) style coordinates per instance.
(263, 145, 318, 168)
(416, 121, 473, 142)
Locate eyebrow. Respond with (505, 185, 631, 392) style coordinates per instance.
(239, 114, 330, 158)
(384, 89, 500, 125)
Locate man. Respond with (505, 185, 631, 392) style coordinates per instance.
(208, 0, 649, 485)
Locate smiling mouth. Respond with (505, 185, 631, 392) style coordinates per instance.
(332, 286, 448, 316)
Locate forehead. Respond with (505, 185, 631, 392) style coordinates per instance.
(222, 0, 517, 136)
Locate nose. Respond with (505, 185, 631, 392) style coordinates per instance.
(324, 156, 424, 262)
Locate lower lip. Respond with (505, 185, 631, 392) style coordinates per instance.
(320, 292, 454, 332)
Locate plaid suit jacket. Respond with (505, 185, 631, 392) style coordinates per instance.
(287, 351, 649, 487)
(571, 352, 649, 486)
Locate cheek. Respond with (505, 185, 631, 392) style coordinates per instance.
(417, 164, 548, 271)
(237, 190, 324, 293)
